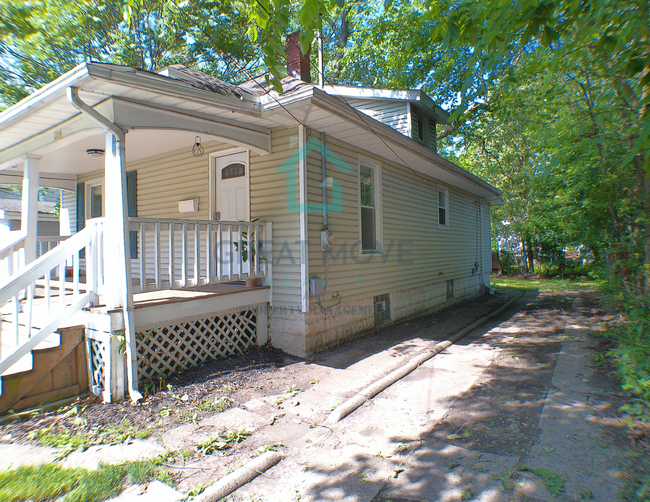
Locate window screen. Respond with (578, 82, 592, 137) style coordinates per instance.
(360, 165, 376, 251)
(438, 189, 447, 226)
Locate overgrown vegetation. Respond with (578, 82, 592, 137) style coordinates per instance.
(28, 417, 150, 458)
(196, 428, 253, 455)
(603, 292, 650, 422)
(0, 458, 171, 502)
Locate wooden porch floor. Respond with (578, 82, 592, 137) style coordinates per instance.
(131, 282, 269, 309)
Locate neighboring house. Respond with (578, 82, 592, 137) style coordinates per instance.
(492, 251, 502, 275)
(0, 186, 60, 236)
(0, 32, 501, 407)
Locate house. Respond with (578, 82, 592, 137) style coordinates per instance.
(492, 251, 502, 274)
(0, 186, 60, 238)
(0, 33, 501, 409)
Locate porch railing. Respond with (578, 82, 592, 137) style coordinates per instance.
(129, 218, 270, 294)
(36, 235, 70, 258)
(0, 232, 26, 280)
(1, 234, 72, 279)
(0, 220, 104, 377)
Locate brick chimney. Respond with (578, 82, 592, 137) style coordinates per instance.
(286, 31, 311, 83)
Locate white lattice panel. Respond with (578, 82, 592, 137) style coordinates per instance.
(88, 338, 106, 395)
(136, 309, 257, 380)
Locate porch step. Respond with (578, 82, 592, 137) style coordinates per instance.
(0, 326, 86, 415)
(0, 318, 61, 376)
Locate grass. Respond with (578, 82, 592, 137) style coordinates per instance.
(519, 466, 565, 497)
(491, 275, 605, 292)
(0, 458, 171, 502)
(28, 418, 150, 458)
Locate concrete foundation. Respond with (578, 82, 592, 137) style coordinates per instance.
(269, 274, 486, 357)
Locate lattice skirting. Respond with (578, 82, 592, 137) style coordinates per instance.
(87, 336, 107, 396)
(136, 309, 258, 381)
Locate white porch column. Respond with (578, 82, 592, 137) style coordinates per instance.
(21, 154, 40, 265)
(104, 132, 140, 401)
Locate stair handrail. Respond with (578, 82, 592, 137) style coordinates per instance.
(0, 220, 102, 302)
(0, 231, 26, 260)
(0, 220, 103, 377)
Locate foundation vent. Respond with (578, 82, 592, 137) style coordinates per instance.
(446, 280, 454, 301)
(374, 294, 390, 326)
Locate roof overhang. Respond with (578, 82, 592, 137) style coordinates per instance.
(322, 85, 450, 125)
(0, 62, 272, 174)
(263, 87, 501, 205)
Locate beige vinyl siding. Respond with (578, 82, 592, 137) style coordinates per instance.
(73, 134, 304, 309)
(250, 127, 302, 309)
(60, 189, 76, 236)
(307, 135, 487, 306)
(347, 99, 410, 137)
(130, 140, 231, 220)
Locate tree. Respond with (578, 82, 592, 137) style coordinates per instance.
(0, 0, 261, 110)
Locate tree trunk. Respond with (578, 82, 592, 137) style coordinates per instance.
(526, 237, 535, 275)
(330, 8, 350, 83)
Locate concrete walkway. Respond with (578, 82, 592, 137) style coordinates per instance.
(1, 289, 637, 501)
(226, 291, 632, 501)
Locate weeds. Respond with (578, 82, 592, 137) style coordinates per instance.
(285, 384, 302, 397)
(29, 418, 150, 458)
(195, 397, 233, 413)
(185, 483, 209, 500)
(196, 429, 253, 455)
(519, 466, 565, 497)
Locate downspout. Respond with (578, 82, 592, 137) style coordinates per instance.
(321, 132, 329, 292)
(479, 200, 494, 294)
(67, 87, 142, 402)
(321, 133, 328, 229)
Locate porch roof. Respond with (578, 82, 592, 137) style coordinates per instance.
(0, 63, 275, 181)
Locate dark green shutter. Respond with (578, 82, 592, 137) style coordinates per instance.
(76, 182, 85, 232)
(126, 171, 137, 259)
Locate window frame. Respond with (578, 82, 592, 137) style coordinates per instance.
(86, 178, 104, 220)
(358, 156, 383, 254)
(438, 186, 449, 229)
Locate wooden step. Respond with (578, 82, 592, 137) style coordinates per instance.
(0, 326, 88, 415)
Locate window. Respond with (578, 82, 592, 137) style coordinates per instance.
(87, 182, 103, 219)
(417, 116, 424, 142)
(359, 159, 382, 252)
(438, 187, 448, 227)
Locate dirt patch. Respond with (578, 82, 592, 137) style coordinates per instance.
(0, 346, 316, 447)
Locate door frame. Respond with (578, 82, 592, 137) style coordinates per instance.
(209, 148, 251, 222)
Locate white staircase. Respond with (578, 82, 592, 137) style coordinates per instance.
(0, 220, 104, 403)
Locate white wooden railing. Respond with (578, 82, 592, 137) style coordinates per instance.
(129, 218, 271, 293)
(0, 220, 104, 377)
(36, 235, 70, 258)
(0, 231, 26, 280)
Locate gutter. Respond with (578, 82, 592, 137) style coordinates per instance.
(308, 88, 502, 202)
(86, 64, 261, 116)
(0, 64, 92, 131)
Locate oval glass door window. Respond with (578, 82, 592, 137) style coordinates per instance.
(222, 163, 246, 179)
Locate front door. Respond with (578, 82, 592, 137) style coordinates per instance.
(215, 151, 249, 222)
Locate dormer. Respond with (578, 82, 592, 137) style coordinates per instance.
(322, 85, 448, 154)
